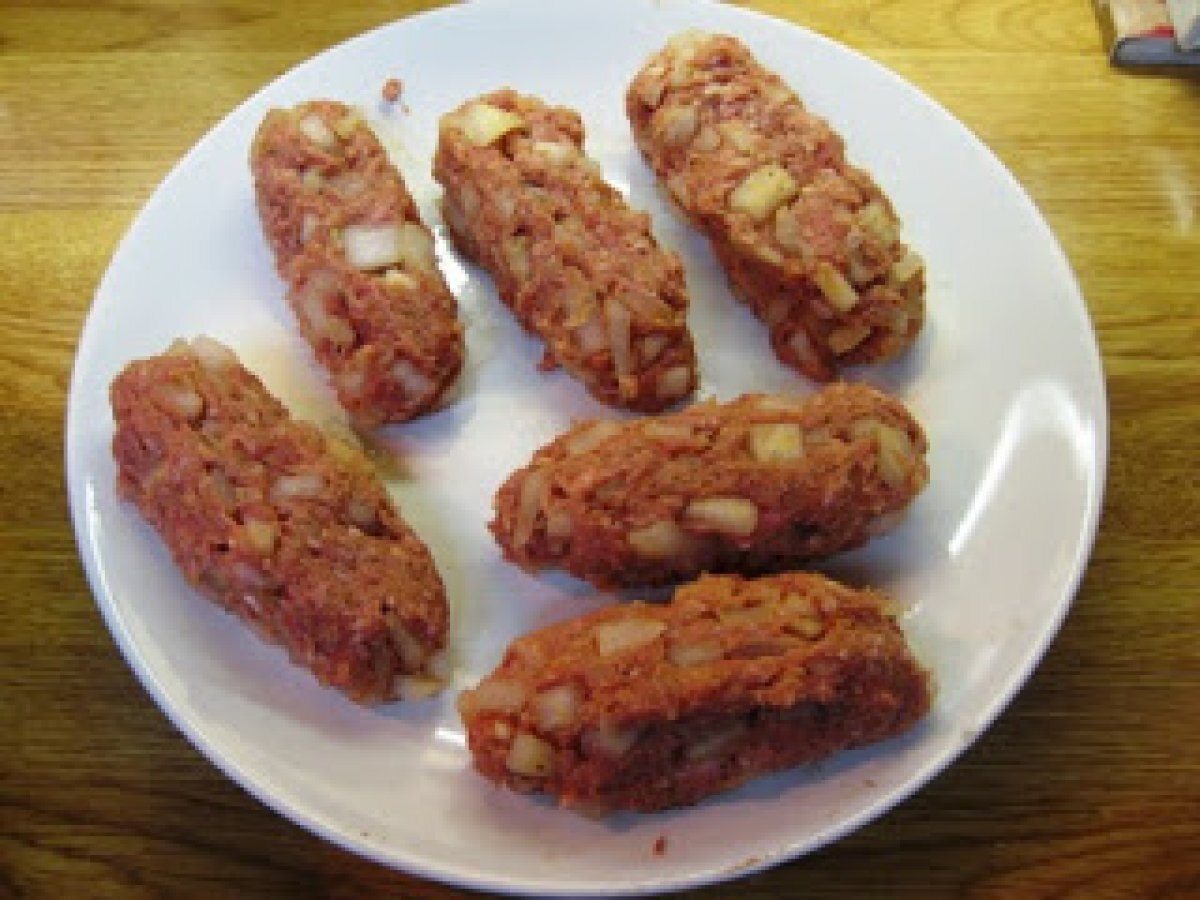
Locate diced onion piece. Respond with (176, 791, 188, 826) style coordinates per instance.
(497, 190, 520, 219)
(392, 358, 434, 399)
(326, 171, 368, 199)
(639, 335, 669, 363)
(544, 507, 573, 540)
(751, 395, 805, 414)
(581, 723, 640, 759)
(875, 423, 915, 489)
(398, 676, 443, 701)
(189, 336, 237, 372)
(627, 519, 692, 560)
(605, 298, 634, 389)
(346, 498, 378, 533)
(390, 624, 427, 669)
(557, 275, 591, 326)
(667, 29, 707, 85)
(666, 171, 691, 205)
(459, 102, 525, 146)
(787, 616, 825, 640)
(511, 469, 548, 549)
(333, 112, 361, 139)
(243, 517, 278, 555)
(505, 732, 556, 777)
(459, 678, 527, 717)
(719, 122, 758, 154)
(298, 113, 337, 150)
(846, 236, 877, 287)
(656, 365, 692, 402)
(780, 592, 819, 618)
(531, 140, 575, 164)
(534, 684, 581, 731)
(685, 722, 746, 760)
(231, 560, 273, 591)
(749, 423, 804, 463)
(806, 425, 836, 446)
(692, 126, 720, 154)
(161, 385, 204, 421)
(773, 205, 804, 253)
(271, 472, 324, 501)
(827, 324, 872, 355)
(344, 224, 403, 271)
(729, 164, 799, 221)
(338, 366, 365, 397)
(575, 315, 607, 353)
(297, 284, 354, 348)
(718, 603, 774, 625)
(594, 618, 666, 656)
(322, 316, 355, 349)
(619, 290, 674, 323)
(501, 235, 530, 281)
(299, 212, 318, 245)
(635, 62, 668, 107)
(565, 420, 622, 455)
(394, 221, 437, 274)
(655, 104, 699, 147)
(668, 639, 722, 666)
(814, 261, 860, 313)
(209, 469, 235, 505)
(857, 200, 899, 246)
(683, 497, 759, 537)
(788, 328, 822, 371)
(300, 168, 323, 192)
(891, 249, 924, 285)
(383, 268, 418, 291)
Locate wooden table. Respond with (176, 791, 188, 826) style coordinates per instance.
(4, 1, 1198, 896)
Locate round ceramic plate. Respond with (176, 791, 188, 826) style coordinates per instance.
(66, 0, 1107, 893)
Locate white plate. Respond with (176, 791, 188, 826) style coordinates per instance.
(66, 0, 1107, 894)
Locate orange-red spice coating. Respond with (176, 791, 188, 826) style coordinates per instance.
(110, 337, 448, 702)
(627, 32, 925, 380)
(434, 89, 697, 411)
(251, 100, 463, 426)
(491, 383, 928, 589)
(457, 571, 932, 813)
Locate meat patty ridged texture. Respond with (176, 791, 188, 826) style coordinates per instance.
(458, 571, 932, 813)
(110, 336, 448, 702)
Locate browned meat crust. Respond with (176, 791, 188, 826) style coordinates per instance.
(433, 89, 697, 411)
(251, 100, 463, 426)
(627, 32, 925, 380)
(110, 336, 448, 702)
(491, 384, 928, 588)
(458, 571, 932, 812)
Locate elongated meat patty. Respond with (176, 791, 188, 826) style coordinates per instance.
(434, 89, 697, 411)
(458, 571, 932, 813)
(110, 336, 448, 702)
(252, 100, 463, 426)
(627, 32, 925, 380)
(491, 384, 928, 588)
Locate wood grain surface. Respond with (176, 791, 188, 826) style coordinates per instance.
(3, 1, 1198, 897)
